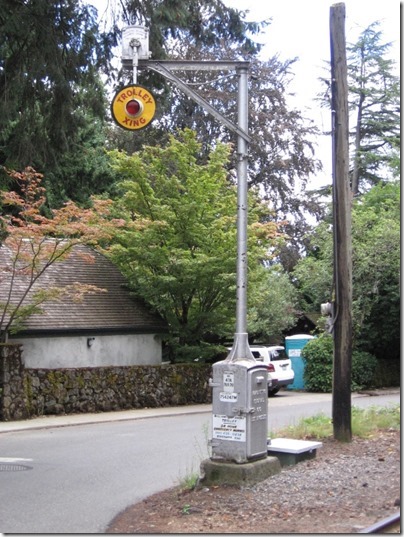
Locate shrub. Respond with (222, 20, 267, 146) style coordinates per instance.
(302, 335, 378, 392)
(171, 343, 227, 364)
(352, 350, 378, 390)
(302, 335, 333, 392)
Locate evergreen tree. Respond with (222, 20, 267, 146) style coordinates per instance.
(348, 22, 400, 194)
(319, 22, 400, 195)
(0, 0, 117, 200)
(122, 0, 265, 59)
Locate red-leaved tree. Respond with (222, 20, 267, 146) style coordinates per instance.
(0, 167, 119, 341)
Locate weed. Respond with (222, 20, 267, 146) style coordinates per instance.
(178, 469, 200, 491)
(177, 419, 211, 491)
(193, 421, 211, 461)
(182, 504, 191, 515)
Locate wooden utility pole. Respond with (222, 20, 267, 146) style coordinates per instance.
(330, 3, 352, 442)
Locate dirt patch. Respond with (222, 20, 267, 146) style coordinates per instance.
(106, 430, 400, 534)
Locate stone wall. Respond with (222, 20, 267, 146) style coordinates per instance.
(2, 344, 398, 422)
(0, 344, 29, 421)
(0, 344, 212, 421)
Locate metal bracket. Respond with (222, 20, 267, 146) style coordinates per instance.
(133, 60, 251, 143)
(208, 379, 221, 387)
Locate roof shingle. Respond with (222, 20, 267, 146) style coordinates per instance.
(0, 242, 167, 335)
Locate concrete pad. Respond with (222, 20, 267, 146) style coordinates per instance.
(268, 438, 323, 453)
(199, 456, 281, 487)
(267, 438, 323, 466)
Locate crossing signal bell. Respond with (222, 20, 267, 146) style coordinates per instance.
(111, 84, 156, 131)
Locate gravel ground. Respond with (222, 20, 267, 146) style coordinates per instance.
(106, 429, 400, 534)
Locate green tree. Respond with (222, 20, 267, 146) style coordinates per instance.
(0, 0, 117, 201)
(105, 129, 285, 361)
(105, 3, 322, 243)
(293, 181, 400, 361)
(350, 181, 400, 359)
(163, 41, 322, 224)
(44, 98, 116, 207)
(302, 335, 378, 392)
(248, 265, 299, 343)
(290, 217, 334, 312)
(319, 22, 399, 195)
(348, 22, 400, 195)
(108, 40, 322, 275)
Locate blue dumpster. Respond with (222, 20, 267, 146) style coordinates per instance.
(285, 334, 316, 390)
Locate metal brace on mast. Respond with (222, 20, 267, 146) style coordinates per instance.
(137, 60, 251, 143)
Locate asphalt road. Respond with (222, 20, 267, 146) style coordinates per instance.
(0, 389, 399, 534)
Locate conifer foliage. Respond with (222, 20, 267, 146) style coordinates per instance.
(0, 0, 116, 187)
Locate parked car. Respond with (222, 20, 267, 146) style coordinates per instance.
(250, 345, 295, 396)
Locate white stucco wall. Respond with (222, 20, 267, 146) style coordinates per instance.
(11, 333, 162, 369)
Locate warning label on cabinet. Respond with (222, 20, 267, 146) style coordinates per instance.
(212, 415, 246, 442)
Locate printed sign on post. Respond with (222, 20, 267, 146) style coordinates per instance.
(212, 415, 246, 442)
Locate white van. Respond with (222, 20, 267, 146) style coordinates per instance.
(250, 345, 295, 396)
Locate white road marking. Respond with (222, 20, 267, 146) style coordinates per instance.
(0, 457, 33, 463)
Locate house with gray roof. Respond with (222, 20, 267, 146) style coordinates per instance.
(0, 243, 168, 368)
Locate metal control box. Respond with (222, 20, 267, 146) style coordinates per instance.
(210, 360, 268, 463)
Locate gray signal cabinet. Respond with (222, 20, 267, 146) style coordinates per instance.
(209, 360, 268, 464)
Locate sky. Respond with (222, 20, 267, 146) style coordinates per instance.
(225, 1, 400, 88)
(223, 0, 401, 187)
(91, 0, 401, 187)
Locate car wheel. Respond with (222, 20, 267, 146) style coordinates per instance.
(268, 387, 280, 397)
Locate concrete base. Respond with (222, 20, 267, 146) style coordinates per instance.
(267, 438, 323, 467)
(199, 456, 281, 487)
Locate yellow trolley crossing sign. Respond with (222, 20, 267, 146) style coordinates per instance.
(111, 85, 156, 130)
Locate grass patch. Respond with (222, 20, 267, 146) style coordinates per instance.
(273, 413, 333, 440)
(272, 403, 400, 440)
(351, 404, 400, 437)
